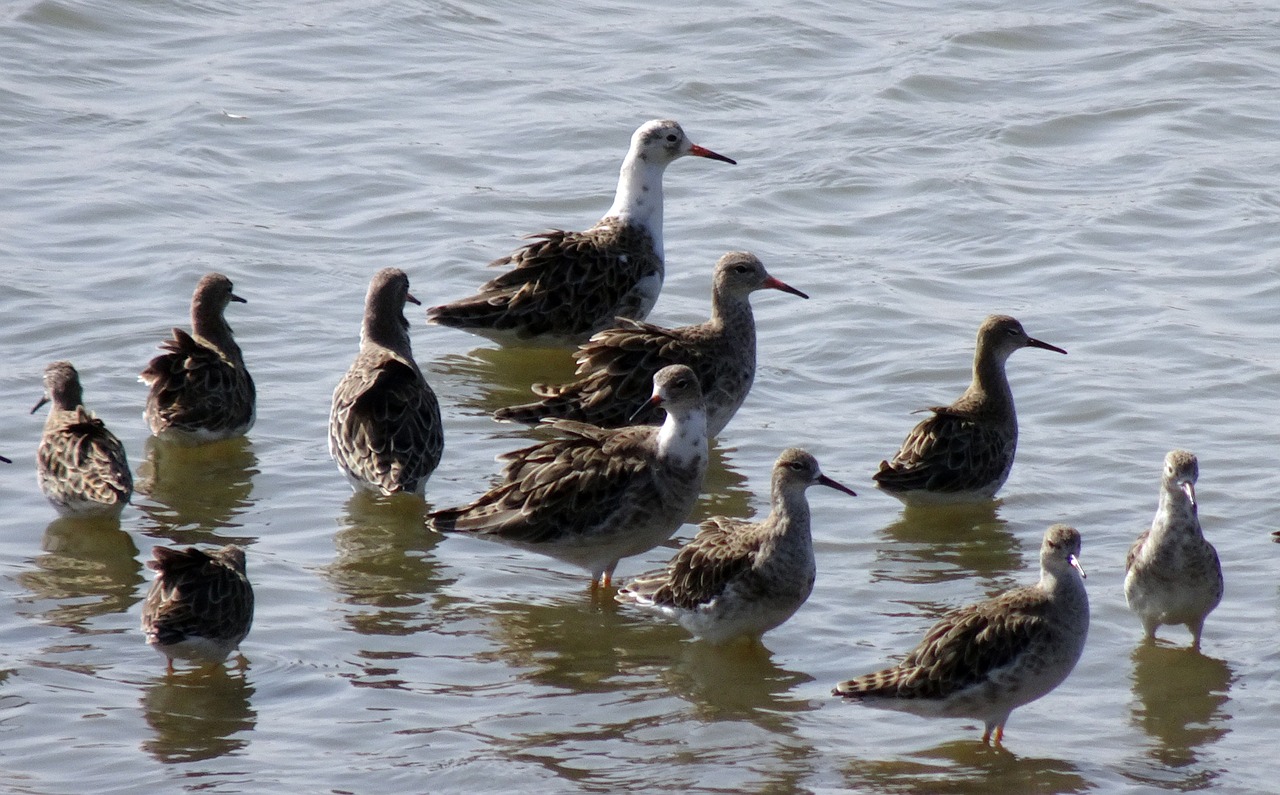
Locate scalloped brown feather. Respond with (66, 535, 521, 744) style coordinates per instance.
(837, 590, 1050, 701)
(429, 422, 660, 545)
(428, 220, 660, 340)
(141, 326, 255, 440)
(37, 406, 133, 513)
(330, 353, 443, 496)
(872, 407, 1014, 494)
(627, 515, 757, 609)
(141, 545, 253, 656)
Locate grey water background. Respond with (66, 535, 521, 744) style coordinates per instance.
(1, 0, 1278, 792)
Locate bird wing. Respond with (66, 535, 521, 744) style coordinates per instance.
(427, 223, 660, 338)
(143, 548, 253, 645)
(624, 515, 756, 609)
(331, 355, 443, 493)
(496, 319, 696, 426)
(836, 587, 1049, 700)
(427, 425, 655, 544)
(63, 411, 133, 502)
(873, 408, 1010, 493)
(1124, 528, 1151, 575)
(141, 328, 255, 432)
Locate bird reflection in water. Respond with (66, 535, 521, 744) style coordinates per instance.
(326, 492, 452, 636)
(141, 666, 255, 764)
(481, 590, 813, 727)
(326, 493, 455, 690)
(436, 346, 581, 417)
(16, 516, 143, 631)
(134, 436, 258, 543)
(657, 641, 815, 729)
(477, 592, 818, 790)
(1125, 643, 1232, 787)
(871, 502, 1023, 586)
(842, 738, 1090, 794)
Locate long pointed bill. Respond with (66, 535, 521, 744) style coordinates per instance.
(629, 394, 662, 422)
(763, 276, 809, 299)
(1027, 337, 1067, 355)
(688, 143, 736, 165)
(1069, 554, 1087, 579)
(1181, 481, 1196, 508)
(230, 292, 248, 304)
(817, 473, 857, 497)
(405, 291, 422, 307)
(30, 395, 49, 415)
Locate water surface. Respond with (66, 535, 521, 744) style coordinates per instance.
(1, 0, 1278, 792)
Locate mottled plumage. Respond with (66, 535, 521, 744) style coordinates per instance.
(618, 448, 855, 643)
(330, 268, 444, 496)
(140, 272, 255, 443)
(141, 544, 254, 672)
(834, 524, 1089, 746)
(1124, 450, 1222, 649)
(428, 364, 708, 587)
(494, 251, 807, 436)
(427, 120, 735, 344)
(32, 361, 133, 517)
(873, 315, 1066, 505)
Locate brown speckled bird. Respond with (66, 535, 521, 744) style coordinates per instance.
(32, 361, 133, 517)
(329, 268, 444, 497)
(494, 251, 807, 436)
(617, 448, 855, 644)
(834, 524, 1089, 746)
(1124, 450, 1222, 649)
(426, 119, 735, 345)
(873, 315, 1066, 505)
(141, 545, 254, 673)
(428, 364, 707, 588)
(140, 273, 255, 444)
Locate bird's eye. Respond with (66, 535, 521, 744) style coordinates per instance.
(666, 134, 678, 142)
(734, 265, 749, 274)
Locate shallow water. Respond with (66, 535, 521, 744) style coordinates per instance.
(2, 0, 1278, 792)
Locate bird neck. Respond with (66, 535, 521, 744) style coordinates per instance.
(768, 482, 813, 540)
(708, 287, 754, 335)
(965, 347, 1014, 415)
(604, 151, 666, 258)
(362, 312, 413, 359)
(192, 301, 241, 359)
(1040, 560, 1087, 604)
(1153, 487, 1200, 539)
(656, 405, 707, 472)
(51, 383, 84, 413)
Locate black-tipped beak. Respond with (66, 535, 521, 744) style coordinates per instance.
(230, 292, 247, 304)
(1027, 337, 1066, 355)
(817, 473, 857, 497)
(629, 394, 661, 422)
(30, 395, 49, 415)
(1181, 481, 1196, 508)
(406, 291, 422, 307)
(688, 143, 736, 165)
(763, 276, 809, 300)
